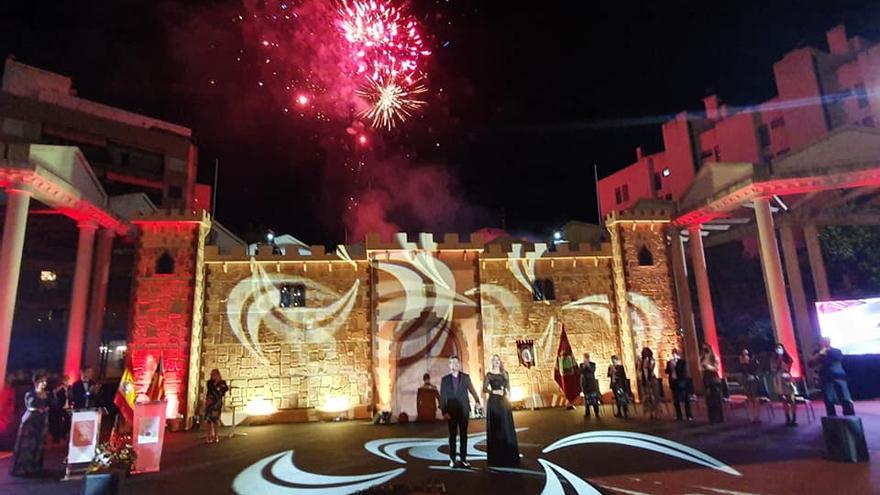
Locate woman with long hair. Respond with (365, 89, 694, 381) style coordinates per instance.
(739, 349, 763, 423)
(700, 344, 724, 423)
(483, 354, 520, 467)
(638, 347, 661, 420)
(10, 374, 51, 476)
(771, 343, 798, 426)
(204, 369, 229, 443)
(607, 355, 630, 418)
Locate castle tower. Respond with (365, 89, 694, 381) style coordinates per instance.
(129, 210, 211, 426)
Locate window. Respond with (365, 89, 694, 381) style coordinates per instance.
(637, 246, 654, 266)
(758, 125, 771, 148)
(770, 117, 785, 129)
(281, 283, 306, 308)
(155, 251, 175, 275)
(614, 187, 622, 204)
(167, 186, 183, 199)
(621, 184, 630, 202)
(855, 84, 869, 109)
(533, 279, 555, 301)
(863, 116, 875, 128)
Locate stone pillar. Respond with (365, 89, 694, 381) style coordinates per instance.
(687, 224, 722, 373)
(753, 198, 802, 377)
(803, 223, 831, 301)
(779, 223, 819, 370)
(670, 229, 703, 392)
(0, 188, 31, 384)
(64, 221, 98, 379)
(84, 229, 115, 372)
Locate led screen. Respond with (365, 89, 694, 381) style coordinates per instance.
(815, 298, 880, 355)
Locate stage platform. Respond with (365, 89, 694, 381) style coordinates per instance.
(2, 400, 879, 495)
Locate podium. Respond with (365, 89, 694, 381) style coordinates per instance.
(822, 416, 869, 463)
(64, 407, 105, 480)
(132, 401, 167, 473)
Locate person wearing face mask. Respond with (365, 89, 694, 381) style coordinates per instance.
(607, 355, 630, 418)
(665, 349, 693, 421)
(771, 343, 798, 426)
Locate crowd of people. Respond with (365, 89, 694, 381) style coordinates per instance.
(6, 337, 858, 476)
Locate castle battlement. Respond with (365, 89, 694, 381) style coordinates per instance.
(364, 232, 487, 251)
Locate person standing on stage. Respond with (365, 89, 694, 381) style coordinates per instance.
(70, 366, 97, 409)
(204, 369, 229, 443)
(665, 349, 693, 421)
(700, 344, 724, 423)
(416, 373, 441, 421)
(483, 354, 520, 467)
(580, 353, 600, 418)
(48, 374, 70, 444)
(809, 337, 855, 417)
(638, 347, 661, 420)
(739, 349, 763, 423)
(607, 355, 630, 418)
(10, 374, 51, 477)
(771, 343, 798, 426)
(440, 355, 481, 468)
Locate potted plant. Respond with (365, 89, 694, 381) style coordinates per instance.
(83, 432, 137, 495)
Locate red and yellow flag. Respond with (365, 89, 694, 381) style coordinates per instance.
(146, 356, 166, 402)
(553, 325, 582, 404)
(114, 365, 136, 423)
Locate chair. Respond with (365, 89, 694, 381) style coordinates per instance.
(722, 378, 750, 421)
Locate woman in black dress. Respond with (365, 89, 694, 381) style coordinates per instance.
(10, 374, 51, 476)
(483, 354, 520, 467)
(204, 369, 229, 443)
(607, 355, 630, 418)
(700, 344, 724, 423)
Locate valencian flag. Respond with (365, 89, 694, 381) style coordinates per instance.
(114, 363, 137, 423)
(146, 356, 166, 402)
(553, 326, 582, 403)
(516, 340, 536, 368)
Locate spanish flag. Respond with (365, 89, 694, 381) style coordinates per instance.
(114, 365, 136, 423)
(146, 356, 166, 402)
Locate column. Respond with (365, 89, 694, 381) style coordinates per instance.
(780, 223, 819, 370)
(753, 198, 802, 377)
(687, 224, 722, 374)
(803, 223, 831, 301)
(0, 188, 31, 385)
(670, 229, 703, 392)
(84, 229, 115, 372)
(64, 221, 98, 379)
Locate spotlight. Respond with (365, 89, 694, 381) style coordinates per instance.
(553, 231, 563, 241)
(266, 230, 275, 243)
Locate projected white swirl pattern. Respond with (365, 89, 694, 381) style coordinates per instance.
(226, 264, 360, 364)
(232, 430, 742, 495)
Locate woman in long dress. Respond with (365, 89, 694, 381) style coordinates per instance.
(638, 347, 661, 419)
(771, 343, 798, 426)
(607, 355, 630, 418)
(10, 374, 51, 476)
(483, 354, 520, 467)
(204, 369, 229, 443)
(700, 344, 724, 423)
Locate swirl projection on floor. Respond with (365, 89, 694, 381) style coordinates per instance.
(232, 429, 742, 495)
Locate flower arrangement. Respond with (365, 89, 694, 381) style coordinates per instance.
(88, 431, 137, 474)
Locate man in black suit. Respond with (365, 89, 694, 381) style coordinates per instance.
(70, 366, 97, 409)
(440, 355, 481, 468)
(809, 337, 855, 417)
(665, 349, 693, 421)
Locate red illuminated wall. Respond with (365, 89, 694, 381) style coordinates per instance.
(128, 214, 208, 421)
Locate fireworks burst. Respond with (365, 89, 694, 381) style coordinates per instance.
(358, 78, 427, 130)
(338, 0, 430, 129)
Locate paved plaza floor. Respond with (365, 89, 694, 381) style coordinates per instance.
(1, 401, 879, 495)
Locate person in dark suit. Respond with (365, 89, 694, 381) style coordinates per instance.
(579, 353, 600, 418)
(69, 366, 97, 409)
(665, 349, 693, 421)
(440, 355, 481, 468)
(809, 337, 855, 417)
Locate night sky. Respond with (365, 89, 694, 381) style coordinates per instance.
(2, 1, 879, 244)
